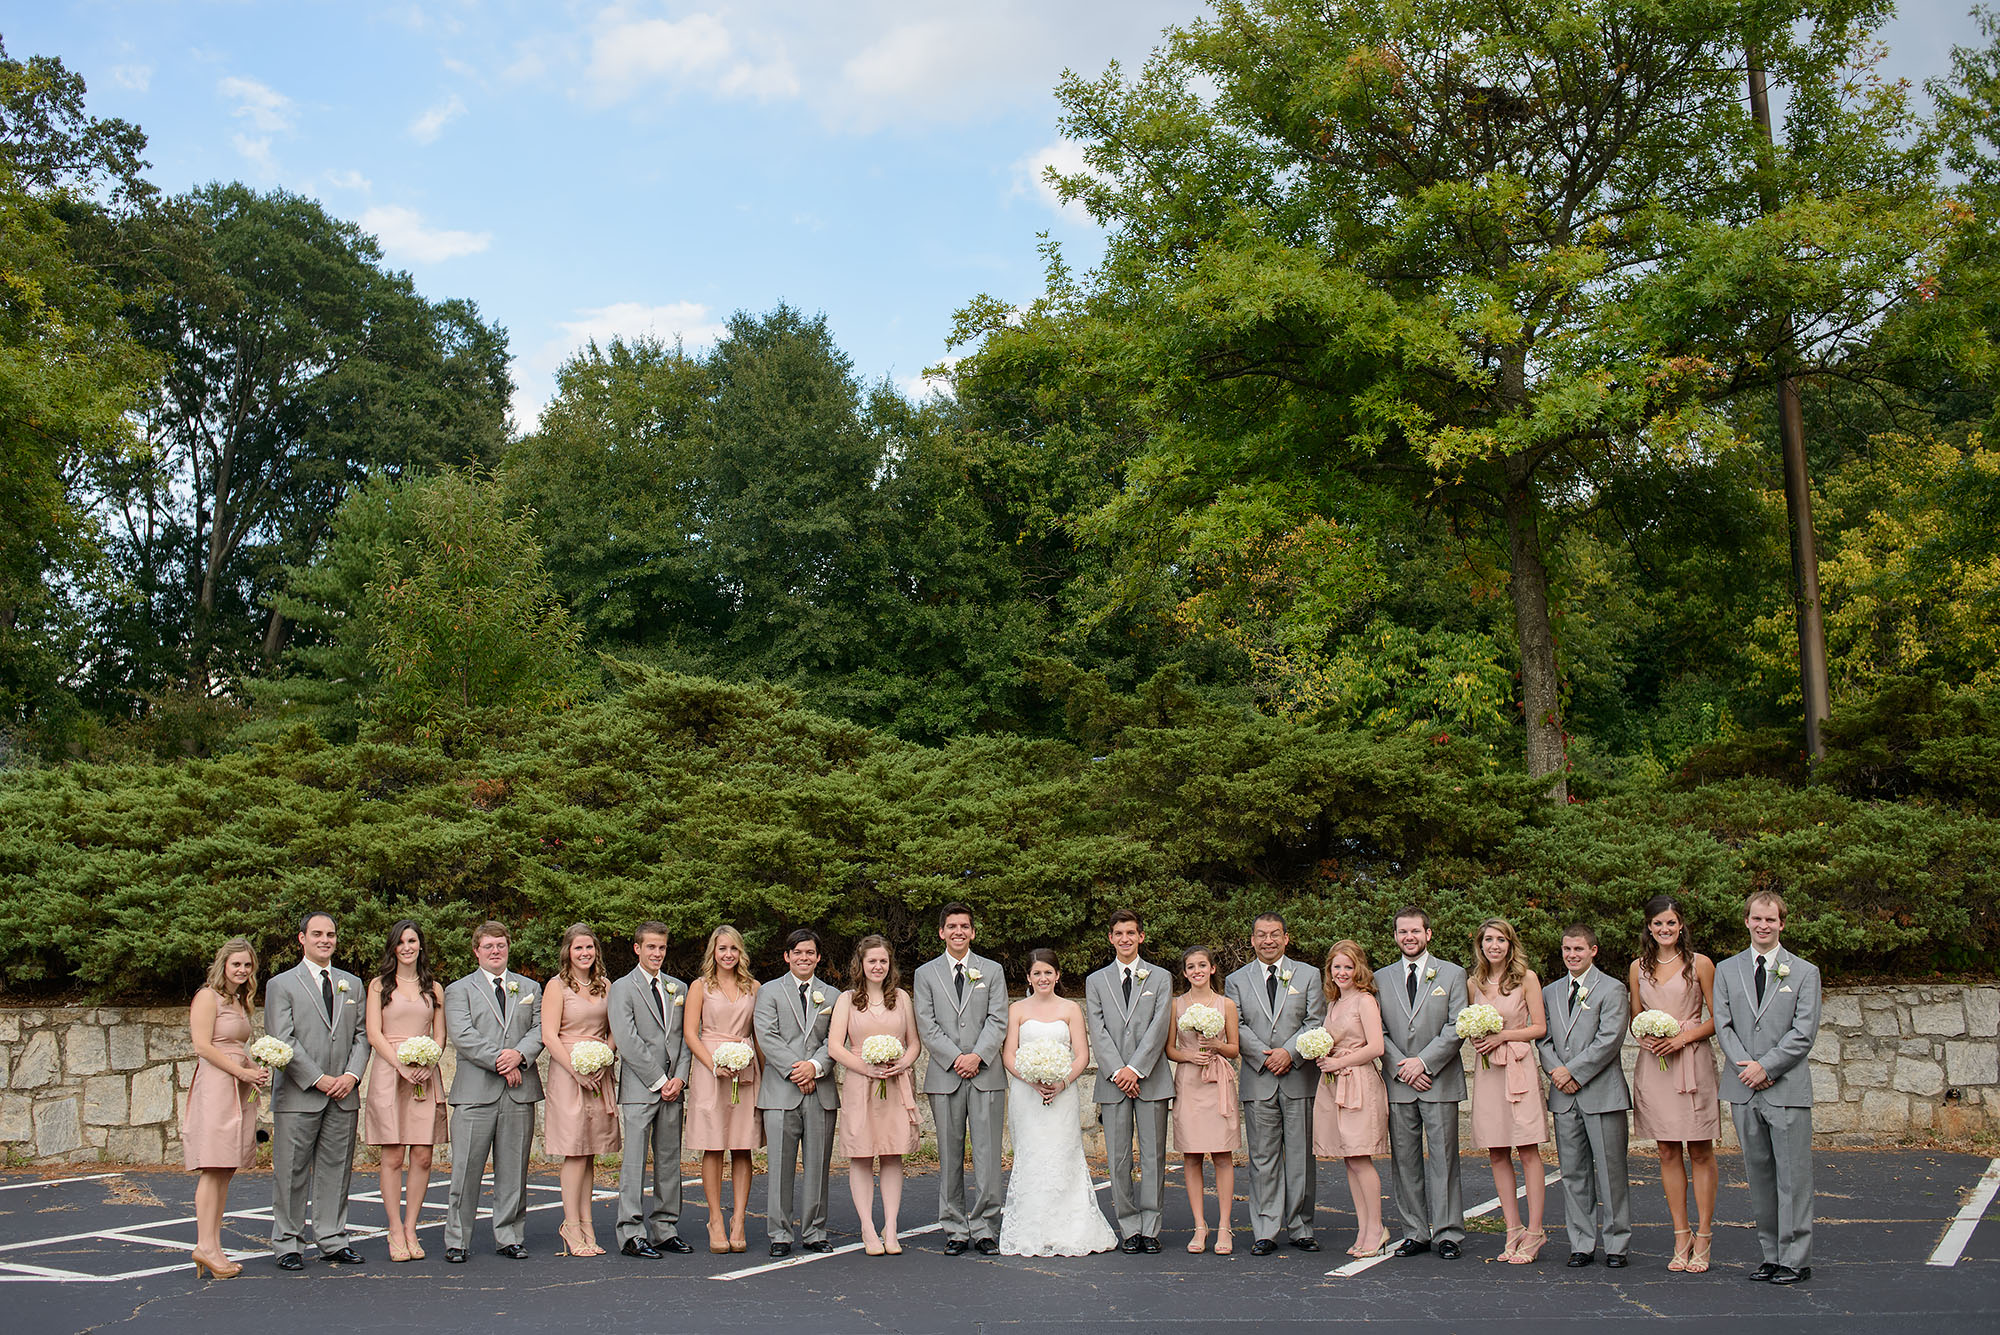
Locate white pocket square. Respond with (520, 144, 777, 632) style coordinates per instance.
(1431, 986, 1447, 996)
(1779, 985, 1793, 993)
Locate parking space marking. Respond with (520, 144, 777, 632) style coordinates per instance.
(0, 1173, 126, 1193)
(1928, 1156, 2000, 1268)
(1327, 1185, 1524, 1278)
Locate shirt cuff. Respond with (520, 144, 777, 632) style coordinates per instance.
(812, 1059, 826, 1078)
(649, 1074, 668, 1092)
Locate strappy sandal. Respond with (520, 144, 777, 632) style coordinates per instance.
(1687, 1231, 1712, 1274)
(1667, 1228, 1692, 1272)
(1509, 1229, 1547, 1264)
(1500, 1226, 1526, 1262)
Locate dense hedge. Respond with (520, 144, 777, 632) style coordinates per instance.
(1, 669, 1994, 1000)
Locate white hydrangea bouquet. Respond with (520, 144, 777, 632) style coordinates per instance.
(1014, 1037, 1072, 1088)
(1630, 1009, 1682, 1070)
(713, 1041, 755, 1103)
(859, 1034, 904, 1098)
(1295, 1026, 1335, 1084)
(570, 1039, 615, 1076)
(248, 1036, 293, 1068)
(1455, 1003, 1505, 1068)
(396, 1035, 443, 1099)
(1180, 1003, 1225, 1041)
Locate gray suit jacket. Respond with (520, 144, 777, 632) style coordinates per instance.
(608, 967, 692, 1104)
(1225, 956, 1326, 1102)
(1084, 958, 1174, 1102)
(445, 969, 546, 1107)
(1374, 954, 1468, 1104)
(1713, 947, 1821, 1107)
(914, 952, 1008, 1095)
(1537, 967, 1632, 1115)
(754, 972, 839, 1112)
(265, 961, 368, 1113)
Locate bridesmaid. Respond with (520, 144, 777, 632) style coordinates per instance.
(363, 919, 447, 1262)
(183, 937, 269, 1279)
(543, 922, 621, 1258)
(1309, 940, 1391, 1259)
(828, 935, 923, 1256)
(1165, 946, 1240, 1255)
(1627, 893, 1720, 1274)
(1467, 917, 1550, 1264)
(684, 924, 764, 1253)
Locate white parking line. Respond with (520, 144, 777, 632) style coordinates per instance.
(1327, 1185, 1524, 1278)
(0, 1173, 125, 1192)
(1928, 1156, 2000, 1267)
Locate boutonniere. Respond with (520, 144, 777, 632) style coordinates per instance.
(811, 989, 826, 1006)
(1424, 967, 1437, 982)
(336, 979, 350, 994)
(1774, 963, 1790, 980)
(965, 968, 982, 983)
(507, 981, 521, 996)
(664, 980, 680, 996)
(1134, 968, 1150, 981)
(1278, 968, 1293, 984)
(1576, 985, 1590, 1002)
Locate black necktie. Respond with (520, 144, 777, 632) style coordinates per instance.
(1568, 979, 1580, 1014)
(1755, 956, 1767, 1005)
(495, 975, 508, 1015)
(649, 978, 666, 1024)
(1122, 967, 1133, 1004)
(320, 968, 334, 1016)
(1407, 962, 1418, 1007)
(954, 963, 965, 1000)
(800, 982, 810, 1017)
(1266, 964, 1279, 1010)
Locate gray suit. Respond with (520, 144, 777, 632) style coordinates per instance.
(1714, 946, 1821, 1270)
(1224, 956, 1325, 1243)
(914, 951, 1008, 1242)
(754, 972, 839, 1244)
(1537, 967, 1632, 1257)
(443, 969, 546, 1250)
(1375, 953, 1468, 1246)
(1085, 958, 1174, 1239)
(265, 960, 368, 1257)
(608, 966, 692, 1246)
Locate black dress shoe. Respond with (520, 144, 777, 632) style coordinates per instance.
(769, 1242, 792, 1258)
(1119, 1235, 1145, 1254)
(1436, 1240, 1462, 1260)
(1392, 1238, 1431, 1257)
(275, 1252, 305, 1272)
(803, 1240, 836, 1254)
(1746, 1261, 1782, 1281)
(495, 1243, 529, 1260)
(973, 1238, 999, 1255)
(444, 1248, 468, 1264)
(1250, 1238, 1278, 1256)
(1290, 1237, 1320, 1253)
(1140, 1236, 1161, 1254)
(1605, 1254, 1629, 1268)
(621, 1238, 662, 1259)
(659, 1236, 693, 1254)
(942, 1238, 969, 1255)
(323, 1247, 364, 1265)
(1567, 1251, 1595, 1267)
(1769, 1266, 1810, 1285)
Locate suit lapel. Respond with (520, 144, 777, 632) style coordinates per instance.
(940, 956, 972, 1016)
(479, 971, 510, 1028)
(1750, 949, 1786, 1021)
(1558, 968, 1592, 1043)
(297, 963, 334, 1031)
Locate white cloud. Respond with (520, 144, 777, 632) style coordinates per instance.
(359, 205, 493, 262)
(896, 354, 961, 402)
(557, 300, 729, 349)
(232, 134, 275, 172)
(408, 94, 468, 144)
(582, 6, 797, 104)
(111, 65, 151, 92)
(217, 75, 295, 133)
(1012, 139, 1094, 223)
(324, 168, 373, 193)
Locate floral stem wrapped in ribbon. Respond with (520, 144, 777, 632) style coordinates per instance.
(1295, 1026, 1336, 1085)
(713, 1041, 755, 1104)
(248, 1036, 293, 1069)
(859, 1034, 904, 1099)
(1630, 1009, 1682, 1071)
(396, 1035, 443, 1099)
(1455, 1004, 1504, 1068)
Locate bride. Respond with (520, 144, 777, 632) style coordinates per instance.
(998, 949, 1119, 1257)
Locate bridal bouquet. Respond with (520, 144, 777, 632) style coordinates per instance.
(713, 1041, 755, 1103)
(1295, 1026, 1335, 1084)
(1015, 1038, 1072, 1088)
(248, 1036, 293, 1069)
(1179, 1003, 1225, 1040)
(1630, 1009, 1682, 1070)
(570, 1040, 615, 1076)
(859, 1034, 904, 1098)
(396, 1035, 443, 1099)
(1455, 1004, 1505, 1068)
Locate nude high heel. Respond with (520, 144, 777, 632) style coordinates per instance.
(1509, 1229, 1547, 1264)
(1188, 1226, 1209, 1254)
(191, 1248, 241, 1280)
(707, 1219, 730, 1255)
(1686, 1231, 1712, 1274)
(1213, 1229, 1233, 1255)
(1668, 1228, 1692, 1272)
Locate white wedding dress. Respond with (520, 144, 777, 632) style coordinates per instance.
(998, 1019, 1119, 1257)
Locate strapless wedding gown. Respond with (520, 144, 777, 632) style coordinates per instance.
(998, 1019, 1119, 1257)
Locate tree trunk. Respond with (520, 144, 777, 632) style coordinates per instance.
(261, 607, 288, 666)
(1503, 452, 1568, 802)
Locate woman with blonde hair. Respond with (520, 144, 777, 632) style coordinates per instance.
(363, 919, 447, 1261)
(683, 924, 764, 1252)
(1467, 917, 1550, 1263)
(828, 934, 922, 1254)
(183, 937, 270, 1279)
(1310, 940, 1391, 1258)
(543, 922, 621, 1257)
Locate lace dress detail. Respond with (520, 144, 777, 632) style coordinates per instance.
(998, 1019, 1119, 1257)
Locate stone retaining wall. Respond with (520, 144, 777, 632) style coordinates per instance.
(3, 984, 1995, 1165)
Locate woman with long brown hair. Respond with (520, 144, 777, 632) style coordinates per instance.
(1467, 917, 1550, 1263)
(543, 922, 621, 1257)
(828, 934, 922, 1255)
(683, 924, 763, 1252)
(183, 937, 270, 1279)
(364, 919, 447, 1261)
(1627, 894, 1720, 1273)
(1310, 940, 1390, 1258)
(1165, 945, 1241, 1254)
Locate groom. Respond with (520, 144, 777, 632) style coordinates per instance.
(1085, 909, 1173, 1253)
(1225, 911, 1325, 1255)
(914, 902, 1009, 1255)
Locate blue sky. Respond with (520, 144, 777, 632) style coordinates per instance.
(11, 2, 1993, 431)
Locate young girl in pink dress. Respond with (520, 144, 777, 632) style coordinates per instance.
(1166, 946, 1241, 1254)
(363, 920, 447, 1261)
(1467, 917, 1550, 1263)
(1627, 894, 1720, 1273)
(828, 935, 923, 1255)
(1310, 940, 1390, 1259)
(542, 922, 621, 1257)
(184, 937, 270, 1279)
(684, 924, 764, 1253)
